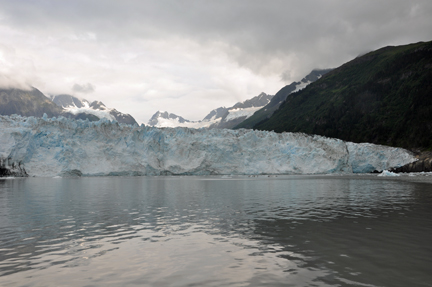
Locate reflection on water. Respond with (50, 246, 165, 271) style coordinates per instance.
(0, 176, 431, 286)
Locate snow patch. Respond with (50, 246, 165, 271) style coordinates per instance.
(225, 107, 263, 121)
(152, 117, 221, 128)
(63, 102, 116, 121)
(292, 81, 311, 93)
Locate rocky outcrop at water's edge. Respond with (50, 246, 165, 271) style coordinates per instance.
(0, 157, 28, 177)
(389, 157, 432, 173)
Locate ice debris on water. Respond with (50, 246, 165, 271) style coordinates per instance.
(0, 115, 416, 177)
(378, 170, 400, 177)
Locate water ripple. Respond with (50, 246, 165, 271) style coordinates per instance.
(0, 176, 431, 286)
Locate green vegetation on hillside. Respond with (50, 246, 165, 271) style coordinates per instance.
(0, 88, 63, 117)
(255, 41, 432, 150)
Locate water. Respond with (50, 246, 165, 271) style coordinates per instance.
(0, 175, 431, 287)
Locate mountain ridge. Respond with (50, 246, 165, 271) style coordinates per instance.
(51, 94, 138, 125)
(234, 69, 333, 129)
(147, 92, 273, 128)
(255, 41, 432, 149)
(0, 87, 63, 118)
(0, 87, 137, 125)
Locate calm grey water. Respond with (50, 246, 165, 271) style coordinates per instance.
(0, 175, 431, 287)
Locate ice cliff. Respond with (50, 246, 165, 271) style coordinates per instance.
(0, 115, 415, 177)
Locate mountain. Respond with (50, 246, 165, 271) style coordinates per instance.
(51, 94, 90, 108)
(208, 92, 274, 129)
(0, 114, 415, 177)
(0, 87, 137, 125)
(202, 107, 228, 121)
(147, 92, 273, 128)
(0, 87, 64, 118)
(148, 111, 191, 127)
(255, 41, 432, 149)
(51, 94, 137, 125)
(147, 110, 217, 128)
(234, 69, 333, 129)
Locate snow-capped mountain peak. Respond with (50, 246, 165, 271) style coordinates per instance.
(231, 92, 272, 110)
(51, 94, 137, 125)
(148, 92, 274, 129)
(148, 111, 190, 127)
(51, 94, 90, 109)
(89, 101, 107, 110)
(203, 107, 228, 121)
(147, 111, 220, 128)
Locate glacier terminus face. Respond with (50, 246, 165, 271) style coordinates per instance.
(0, 115, 416, 177)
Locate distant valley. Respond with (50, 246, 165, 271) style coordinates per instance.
(147, 69, 332, 129)
(147, 92, 273, 129)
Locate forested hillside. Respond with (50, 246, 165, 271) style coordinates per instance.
(255, 41, 432, 149)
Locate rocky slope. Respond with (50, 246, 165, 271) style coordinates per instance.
(235, 69, 333, 129)
(389, 151, 432, 173)
(207, 92, 274, 129)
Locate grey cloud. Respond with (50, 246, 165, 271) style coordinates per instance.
(1, 0, 432, 122)
(280, 70, 294, 83)
(1, 1, 431, 75)
(72, 83, 95, 94)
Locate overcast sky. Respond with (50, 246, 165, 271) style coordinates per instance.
(1, 0, 432, 124)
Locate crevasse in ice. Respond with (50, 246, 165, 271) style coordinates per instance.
(0, 115, 415, 177)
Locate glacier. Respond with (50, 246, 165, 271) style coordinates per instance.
(0, 115, 415, 177)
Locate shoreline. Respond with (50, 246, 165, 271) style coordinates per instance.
(2, 172, 432, 184)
